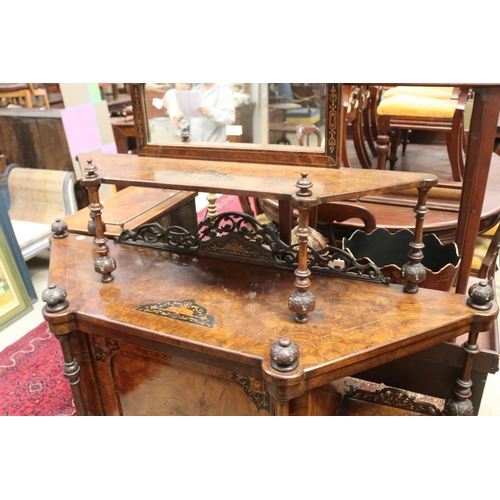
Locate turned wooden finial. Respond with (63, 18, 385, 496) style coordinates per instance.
(270, 337, 300, 372)
(42, 284, 69, 312)
(84, 159, 98, 178)
(295, 172, 313, 197)
(467, 280, 495, 310)
(51, 218, 68, 239)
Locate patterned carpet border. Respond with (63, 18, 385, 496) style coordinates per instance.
(0, 322, 75, 416)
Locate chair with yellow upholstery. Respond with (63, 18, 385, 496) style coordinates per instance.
(0, 83, 50, 108)
(375, 86, 469, 181)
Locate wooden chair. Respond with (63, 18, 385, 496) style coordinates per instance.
(375, 86, 470, 181)
(295, 124, 322, 146)
(342, 85, 373, 169)
(268, 83, 322, 145)
(270, 83, 322, 125)
(363, 85, 383, 158)
(0, 83, 50, 108)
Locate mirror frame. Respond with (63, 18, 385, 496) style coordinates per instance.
(130, 83, 342, 167)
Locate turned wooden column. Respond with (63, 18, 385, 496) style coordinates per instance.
(41, 284, 88, 416)
(401, 185, 431, 293)
(80, 159, 116, 283)
(206, 193, 218, 219)
(288, 173, 319, 323)
(444, 280, 498, 416)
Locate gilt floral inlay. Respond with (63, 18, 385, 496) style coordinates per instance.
(231, 373, 270, 412)
(132, 85, 145, 149)
(327, 84, 339, 165)
(136, 299, 216, 328)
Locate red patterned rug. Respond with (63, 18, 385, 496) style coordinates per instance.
(0, 322, 75, 416)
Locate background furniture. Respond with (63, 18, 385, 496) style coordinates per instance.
(341, 85, 372, 169)
(7, 167, 78, 260)
(228, 102, 256, 144)
(376, 86, 469, 181)
(63, 186, 198, 237)
(268, 83, 323, 145)
(0, 107, 73, 172)
(0, 83, 50, 108)
(110, 116, 136, 154)
(295, 124, 322, 146)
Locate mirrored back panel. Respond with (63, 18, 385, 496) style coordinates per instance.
(131, 83, 342, 167)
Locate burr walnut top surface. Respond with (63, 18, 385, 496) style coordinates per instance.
(77, 153, 438, 203)
(47, 234, 496, 386)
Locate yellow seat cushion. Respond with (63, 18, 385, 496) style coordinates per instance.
(377, 94, 457, 118)
(285, 114, 321, 125)
(482, 222, 499, 237)
(383, 86, 454, 100)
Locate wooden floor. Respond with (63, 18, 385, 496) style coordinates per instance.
(346, 136, 500, 183)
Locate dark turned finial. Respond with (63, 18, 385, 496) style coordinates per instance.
(467, 280, 495, 310)
(84, 159, 98, 178)
(295, 172, 313, 197)
(288, 289, 316, 323)
(401, 261, 427, 294)
(94, 255, 116, 283)
(444, 398, 474, 416)
(42, 284, 69, 312)
(181, 126, 191, 142)
(51, 218, 68, 239)
(270, 337, 300, 372)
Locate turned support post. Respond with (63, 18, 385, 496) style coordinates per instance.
(206, 193, 218, 219)
(288, 172, 317, 323)
(444, 280, 496, 416)
(401, 185, 430, 293)
(41, 284, 88, 416)
(81, 159, 116, 283)
(266, 336, 302, 416)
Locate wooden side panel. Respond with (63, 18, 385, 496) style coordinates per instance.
(87, 337, 271, 416)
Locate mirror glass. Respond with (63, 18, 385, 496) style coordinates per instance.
(144, 83, 327, 151)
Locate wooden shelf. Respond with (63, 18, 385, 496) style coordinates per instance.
(76, 152, 438, 203)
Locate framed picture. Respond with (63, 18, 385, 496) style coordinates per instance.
(0, 228, 33, 331)
(0, 165, 37, 303)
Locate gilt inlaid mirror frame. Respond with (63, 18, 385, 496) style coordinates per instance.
(130, 83, 342, 167)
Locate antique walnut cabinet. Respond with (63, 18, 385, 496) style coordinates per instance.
(42, 83, 500, 416)
(42, 151, 497, 416)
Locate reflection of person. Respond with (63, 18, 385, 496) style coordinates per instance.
(189, 83, 235, 142)
(162, 83, 191, 129)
